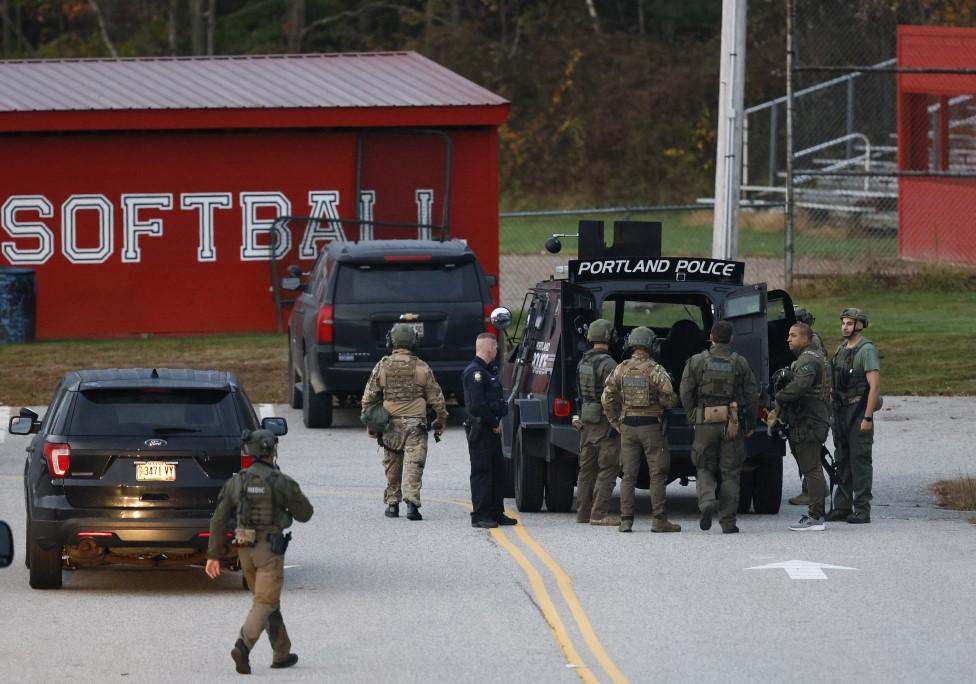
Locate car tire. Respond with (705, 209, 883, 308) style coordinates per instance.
(751, 456, 784, 514)
(24, 511, 31, 569)
(513, 429, 545, 513)
(545, 449, 577, 513)
(737, 469, 755, 514)
(302, 355, 333, 428)
(29, 537, 63, 590)
(288, 346, 303, 410)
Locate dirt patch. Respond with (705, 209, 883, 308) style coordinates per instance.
(930, 478, 976, 524)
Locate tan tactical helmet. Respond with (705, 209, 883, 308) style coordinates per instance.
(586, 318, 614, 343)
(388, 323, 418, 349)
(626, 326, 656, 349)
(840, 307, 869, 329)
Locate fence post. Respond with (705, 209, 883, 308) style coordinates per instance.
(785, 0, 795, 290)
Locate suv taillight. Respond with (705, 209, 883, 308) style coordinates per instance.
(484, 304, 498, 335)
(44, 442, 71, 477)
(241, 454, 255, 470)
(317, 304, 334, 343)
(553, 398, 572, 418)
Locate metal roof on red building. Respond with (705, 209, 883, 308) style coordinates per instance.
(0, 52, 509, 132)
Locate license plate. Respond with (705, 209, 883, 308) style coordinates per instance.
(136, 462, 176, 482)
(405, 322, 424, 339)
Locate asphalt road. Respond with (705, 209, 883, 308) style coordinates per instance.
(0, 396, 974, 683)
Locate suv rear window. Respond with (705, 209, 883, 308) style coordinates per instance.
(68, 389, 241, 437)
(334, 262, 481, 304)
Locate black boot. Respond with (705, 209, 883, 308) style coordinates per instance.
(231, 638, 251, 675)
(405, 502, 423, 521)
(385, 503, 399, 518)
(271, 654, 299, 669)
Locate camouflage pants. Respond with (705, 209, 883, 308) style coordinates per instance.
(619, 422, 669, 520)
(692, 423, 746, 528)
(382, 417, 428, 506)
(576, 421, 620, 521)
(238, 539, 291, 661)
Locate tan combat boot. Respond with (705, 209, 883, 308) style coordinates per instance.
(618, 517, 634, 533)
(590, 515, 620, 526)
(651, 519, 681, 533)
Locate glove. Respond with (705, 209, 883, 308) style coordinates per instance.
(764, 403, 782, 430)
(571, 415, 583, 431)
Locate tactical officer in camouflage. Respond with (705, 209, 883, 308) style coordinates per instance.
(788, 306, 824, 506)
(772, 323, 832, 531)
(827, 308, 881, 524)
(601, 326, 680, 533)
(205, 429, 314, 675)
(572, 319, 621, 526)
(361, 323, 448, 521)
(680, 320, 759, 534)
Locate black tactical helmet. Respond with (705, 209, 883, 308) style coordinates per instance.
(793, 306, 815, 326)
(586, 318, 614, 343)
(626, 326, 656, 349)
(840, 307, 869, 329)
(388, 323, 418, 349)
(242, 429, 277, 459)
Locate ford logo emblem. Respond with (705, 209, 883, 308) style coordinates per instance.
(144, 439, 167, 448)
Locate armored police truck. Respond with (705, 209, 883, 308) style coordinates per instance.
(498, 220, 796, 514)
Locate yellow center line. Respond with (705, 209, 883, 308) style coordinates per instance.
(512, 519, 630, 684)
(489, 527, 600, 684)
(430, 497, 628, 684)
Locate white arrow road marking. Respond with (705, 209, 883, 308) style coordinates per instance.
(746, 559, 857, 580)
(0, 405, 9, 444)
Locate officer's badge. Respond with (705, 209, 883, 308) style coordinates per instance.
(474, 371, 483, 382)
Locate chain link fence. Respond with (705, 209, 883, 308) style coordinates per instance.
(782, 1, 976, 283)
(500, 4, 976, 306)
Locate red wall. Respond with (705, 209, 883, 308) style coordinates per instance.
(0, 128, 500, 339)
(898, 25, 976, 265)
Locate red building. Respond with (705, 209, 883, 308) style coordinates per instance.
(898, 25, 976, 265)
(0, 53, 509, 339)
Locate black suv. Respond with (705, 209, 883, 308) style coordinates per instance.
(283, 239, 497, 428)
(7, 368, 287, 589)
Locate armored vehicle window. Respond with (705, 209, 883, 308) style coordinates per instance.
(334, 262, 480, 304)
(724, 291, 763, 318)
(68, 389, 240, 437)
(603, 300, 705, 330)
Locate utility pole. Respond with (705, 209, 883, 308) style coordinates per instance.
(712, 0, 747, 260)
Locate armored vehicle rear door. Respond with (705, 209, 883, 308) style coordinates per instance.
(721, 284, 769, 390)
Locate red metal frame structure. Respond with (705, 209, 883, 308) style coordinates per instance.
(898, 25, 976, 265)
(0, 53, 509, 338)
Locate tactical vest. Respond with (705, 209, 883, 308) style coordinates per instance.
(237, 468, 280, 531)
(621, 361, 655, 408)
(800, 348, 831, 404)
(699, 350, 737, 405)
(577, 350, 613, 403)
(383, 354, 420, 402)
(833, 340, 868, 400)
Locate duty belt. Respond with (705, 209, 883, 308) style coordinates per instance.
(622, 416, 660, 426)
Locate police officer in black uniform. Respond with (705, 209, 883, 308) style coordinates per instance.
(463, 333, 518, 529)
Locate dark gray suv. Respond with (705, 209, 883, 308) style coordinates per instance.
(8, 368, 287, 589)
(283, 239, 497, 428)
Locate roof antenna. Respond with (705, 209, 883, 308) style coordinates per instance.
(151, 368, 159, 379)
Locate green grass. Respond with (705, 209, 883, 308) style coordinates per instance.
(783, 290, 976, 395)
(500, 210, 897, 259)
(0, 333, 287, 406)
